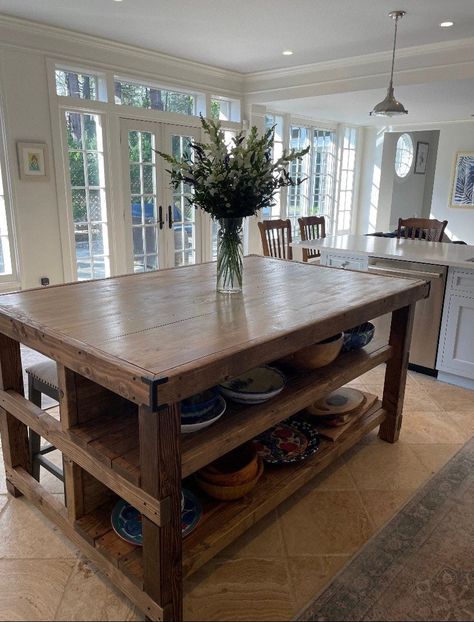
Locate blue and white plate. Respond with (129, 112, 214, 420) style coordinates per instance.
(219, 366, 286, 404)
(181, 395, 226, 433)
(111, 489, 202, 545)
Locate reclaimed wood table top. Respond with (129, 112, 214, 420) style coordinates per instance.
(0, 256, 429, 405)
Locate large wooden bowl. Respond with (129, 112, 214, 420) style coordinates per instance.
(198, 443, 258, 487)
(290, 332, 344, 370)
(195, 457, 264, 501)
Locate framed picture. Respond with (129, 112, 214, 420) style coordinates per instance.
(450, 152, 474, 209)
(414, 141, 429, 174)
(17, 142, 49, 181)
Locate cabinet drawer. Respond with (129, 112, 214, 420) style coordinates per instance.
(448, 269, 474, 296)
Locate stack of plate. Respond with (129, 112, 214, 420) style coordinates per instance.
(111, 489, 202, 544)
(180, 391, 227, 433)
(219, 366, 286, 405)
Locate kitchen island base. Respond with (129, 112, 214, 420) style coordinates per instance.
(0, 257, 428, 621)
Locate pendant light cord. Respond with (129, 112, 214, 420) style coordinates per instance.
(389, 15, 399, 90)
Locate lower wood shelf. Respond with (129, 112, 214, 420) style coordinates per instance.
(73, 400, 385, 585)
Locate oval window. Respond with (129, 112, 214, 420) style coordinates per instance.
(395, 133, 414, 178)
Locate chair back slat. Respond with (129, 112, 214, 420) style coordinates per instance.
(298, 216, 326, 261)
(258, 219, 293, 260)
(397, 218, 448, 242)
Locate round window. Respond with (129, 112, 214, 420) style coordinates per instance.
(395, 133, 414, 178)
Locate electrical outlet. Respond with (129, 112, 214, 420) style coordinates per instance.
(40, 277, 50, 286)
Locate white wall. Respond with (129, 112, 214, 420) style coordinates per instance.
(431, 121, 474, 243)
(0, 17, 244, 289)
(358, 122, 474, 243)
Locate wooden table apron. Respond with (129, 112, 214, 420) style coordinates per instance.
(0, 256, 429, 621)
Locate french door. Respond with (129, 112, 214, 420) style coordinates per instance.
(120, 118, 202, 272)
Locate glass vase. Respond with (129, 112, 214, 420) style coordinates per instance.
(216, 217, 243, 294)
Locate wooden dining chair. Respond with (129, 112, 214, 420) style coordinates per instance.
(298, 215, 326, 262)
(397, 217, 448, 242)
(258, 219, 293, 260)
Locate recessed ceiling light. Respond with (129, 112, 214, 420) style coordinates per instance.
(439, 21, 454, 28)
(282, 50, 293, 56)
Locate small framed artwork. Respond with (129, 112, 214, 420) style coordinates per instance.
(414, 141, 429, 174)
(450, 151, 474, 209)
(17, 142, 49, 181)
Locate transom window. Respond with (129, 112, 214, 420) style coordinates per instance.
(55, 68, 106, 101)
(115, 78, 195, 115)
(395, 133, 414, 178)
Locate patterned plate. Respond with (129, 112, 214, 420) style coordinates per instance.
(253, 418, 320, 465)
(111, 489, 202, 546)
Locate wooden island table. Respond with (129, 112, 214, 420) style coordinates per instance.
(0, 256, 428, 620)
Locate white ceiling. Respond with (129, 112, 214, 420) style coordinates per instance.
(0, 0, 473, 73)
(0, 0, 473, 127)
(269, 78, 474, 127)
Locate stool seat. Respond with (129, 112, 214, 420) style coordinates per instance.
(26, 359, 63, 486)
(25, 361, 59, 396)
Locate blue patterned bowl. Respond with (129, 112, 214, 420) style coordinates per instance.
(342, 322, 375, 352)
(181, 387, 219, 417)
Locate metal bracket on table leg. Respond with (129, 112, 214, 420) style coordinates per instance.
(140, 376, 169, 412)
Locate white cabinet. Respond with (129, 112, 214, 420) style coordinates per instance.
(320, 250, 368, 271)
(437, 268, 474, 382)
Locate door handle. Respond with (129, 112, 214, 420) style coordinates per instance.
(341, 261, 350, 268)
(158, 205, 164, 230)
(168, 205, 173, 229)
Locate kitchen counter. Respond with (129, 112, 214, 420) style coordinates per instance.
(293, 234, 474, 269)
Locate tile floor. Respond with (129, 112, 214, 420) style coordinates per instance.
(0, 366, 473, 621)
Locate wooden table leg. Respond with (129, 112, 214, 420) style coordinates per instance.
(379, 303, 416, 442)
(0, 334, 31, 496)
(139, 403, 182, 621)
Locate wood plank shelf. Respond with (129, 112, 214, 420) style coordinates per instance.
(73, 400, 385, 588)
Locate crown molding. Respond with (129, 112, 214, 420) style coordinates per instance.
(245, 36, 474, 82)
(0, 14, 244, 85)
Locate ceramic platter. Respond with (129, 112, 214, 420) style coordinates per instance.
(111, 489, 202, 545)
(306, 388, 365, 417)
(181, 395, 226, 433)
(219, 366, 286, 404)
(253, 418, 320, 465)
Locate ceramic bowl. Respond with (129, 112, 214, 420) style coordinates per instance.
(181, 395, 226, 433)
(289, 333, 343, 370)
(198, 443, 258, 487)
(219, 366, 286, 404)
(181, 387, 219, 417)
(195, 457, 264, 501)
(342, 322, 375, 352)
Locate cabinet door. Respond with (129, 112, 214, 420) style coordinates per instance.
(438, 294, 474, 379)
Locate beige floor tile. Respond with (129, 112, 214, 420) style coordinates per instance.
(304, 458, 356, 491)
(55, 558, 141, 621)
(183, 557, 294, 621)
(410, 443, 464, 475)
(344, 442, 431, 491)
(0, 558, 74, 621)
(279, 489, 374, 556)
(443, 410, 474, 440)
(0, 494, 8, 516)
(217, 510, 284, 560)
(0, 497, 77, 559)
(363, 383, 442, 413)
(397, 410, 467, 444)
(359, 489, 416, 529)
(286, 555, 349, 612)
(423, 381, 474, 411)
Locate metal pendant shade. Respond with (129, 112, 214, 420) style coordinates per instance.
(370, 10, 408, 117)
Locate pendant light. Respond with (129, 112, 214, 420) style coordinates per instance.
(370, 10, 408, 117)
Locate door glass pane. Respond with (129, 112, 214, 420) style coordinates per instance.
(126, 130, 159, 272)
(171, 133, 196, 267)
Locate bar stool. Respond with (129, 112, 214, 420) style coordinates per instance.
(25, 360, 64, 483)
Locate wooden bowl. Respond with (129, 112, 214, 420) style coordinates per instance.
(195, 457, 264, 501)
(199, 443, 258, 487)
(290, 333, 344, 370)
